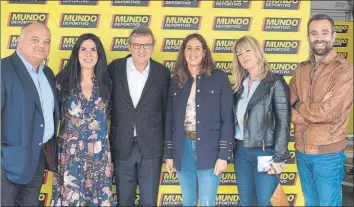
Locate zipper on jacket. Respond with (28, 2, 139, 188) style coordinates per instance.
(233, 104, 237, 124)
(262, 98, 266, 151)
(304, 63, 318, 153)
(302, 127, 309, 153)
(309, 63, 318, 99)
(244, 113, 248, 144)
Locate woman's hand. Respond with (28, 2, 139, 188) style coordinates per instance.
(165, 159, 174, 174)
(265, 162, 285, 175)
(214, 159, 227, 176)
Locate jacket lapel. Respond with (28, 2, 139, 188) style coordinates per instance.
(136, 60, 158, 109)
(122, 63, 132, 100)
(43, 68, 60, 122)
(116, 58, 134, 106)
(246, 72, 273, 110)
(11, 52, 43, 114)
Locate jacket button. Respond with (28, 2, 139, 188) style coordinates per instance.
(40, 124, 44, 127)
(39, 142, 42, 146)
(211, 90, 214, 93)
(197, 89, 200, 92)
(228, 157, 230, 159)
(198, 76, 201, 79)
(229, 150, 231, 152)
(174, 93, 177, 95)
(197, 137, 200, 140)
(197, 121, 200, 124)
(197, 105, 200, 107)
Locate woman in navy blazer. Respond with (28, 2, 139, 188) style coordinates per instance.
(164, 33, 234, 206)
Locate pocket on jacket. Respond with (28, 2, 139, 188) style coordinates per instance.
(170, 89, 182, 110)
(204, 122, 221, 150)
(206, 88, 221, 108)
(1, 136, 21, 146)
(148, 120, 163, 128)
(149, 124, 164, 143)
(204, 122, 221, 130)
(306, 124, 332, 144)
(1, 146, 25, 173)
(170, 89, 182, 98)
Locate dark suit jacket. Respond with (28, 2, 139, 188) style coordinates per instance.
(108, 55, 171, 160)
(1, 52, 60, 184)
(164, 69, 234, 171)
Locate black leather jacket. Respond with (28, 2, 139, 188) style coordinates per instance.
(234, 72, 290, 162)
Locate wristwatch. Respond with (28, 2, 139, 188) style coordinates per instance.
(292, 100, 300, 109)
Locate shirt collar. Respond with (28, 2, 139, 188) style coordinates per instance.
(16, 50, 45, 73)
(127, 57, 150, 75)
(242, 75, 260, 87)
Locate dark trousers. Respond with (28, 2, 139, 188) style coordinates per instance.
(114, 142, 162, 206)
(1, 148, 45, 206)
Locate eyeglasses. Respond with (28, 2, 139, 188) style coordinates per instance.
(131, 43, 153, 49)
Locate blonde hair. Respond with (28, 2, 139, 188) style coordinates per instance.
(231, 36, 269, 92)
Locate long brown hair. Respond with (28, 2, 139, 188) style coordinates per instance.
(173, 33, 214, 89)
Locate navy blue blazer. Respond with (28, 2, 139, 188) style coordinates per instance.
(1, 52, 60, 184)
(164, 69, 234, 171)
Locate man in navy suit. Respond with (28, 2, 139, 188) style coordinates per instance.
(1, 22, 60, 206)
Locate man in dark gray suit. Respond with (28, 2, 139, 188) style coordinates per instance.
(108, 26, 170, 206)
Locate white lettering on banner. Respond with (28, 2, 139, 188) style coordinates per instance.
(114, 22, 141, 27)
(62, 22, 89, 26)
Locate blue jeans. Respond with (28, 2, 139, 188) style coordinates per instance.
(296, 150, 346, 206)
(234, 140, 278, 206)
(177, 137, 221, 206)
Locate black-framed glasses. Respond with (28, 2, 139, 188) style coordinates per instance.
(131, 43, 153, 49)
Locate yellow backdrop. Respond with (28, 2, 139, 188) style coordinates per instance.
(1, 0, 314, 206)
(333, 21, 353, 134)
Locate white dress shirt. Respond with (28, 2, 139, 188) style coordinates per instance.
(126, 57, 150, 136)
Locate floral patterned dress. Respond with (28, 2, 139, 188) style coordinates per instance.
(51, 79, 114, 206)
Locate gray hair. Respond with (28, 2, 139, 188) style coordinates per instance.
(128, 26, 155, 45)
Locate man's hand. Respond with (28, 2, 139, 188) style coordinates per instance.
(165, 159, 174, 174)
(214, 159, 227, 176)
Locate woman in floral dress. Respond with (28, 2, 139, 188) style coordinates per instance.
(51, 33, 114, 206)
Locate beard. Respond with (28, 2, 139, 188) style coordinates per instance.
(310, 40, 333, 56)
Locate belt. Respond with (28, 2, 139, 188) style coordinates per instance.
(184, 131, 196, 139)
